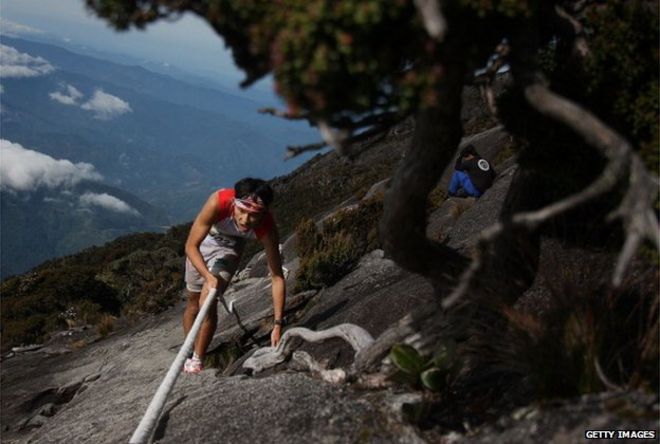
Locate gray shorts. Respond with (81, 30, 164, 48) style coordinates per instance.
(185, 254, 240, 293)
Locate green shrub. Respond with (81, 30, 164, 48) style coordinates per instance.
(205, 341, 245, 372)
(534, 0, 658, 173)
(455, 261, 659, 403)
(0, 220, 189, 351)
(389, 341, 459, 392)
(296, 231, 356, 291)
(0, 265, 120, 350)
(96, 314, 116, 337)
(295, 218, 321, 259)
(295, 199, 383, 291)
(72, 300, 103, 325)
(2, 315, 48, 347)
(426, 185, 448, 213)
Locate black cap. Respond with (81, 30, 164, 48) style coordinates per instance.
(460, 144, 479, 158)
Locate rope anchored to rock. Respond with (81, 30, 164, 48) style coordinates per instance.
(129, 288, 218, 444)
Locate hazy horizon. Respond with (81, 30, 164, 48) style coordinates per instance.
(1, 0, 280, 102)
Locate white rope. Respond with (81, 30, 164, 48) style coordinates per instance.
(129, 288, 218, 444)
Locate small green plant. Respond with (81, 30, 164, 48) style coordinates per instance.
(204, 341, 245, 373)
(426, 185, 448, 213)
(73, 300, 103, 326)
(453, 256, 659, 407)
(295, 199, 383, 291)
(96, 314, 116, 337)
(389, 340, 459, 392)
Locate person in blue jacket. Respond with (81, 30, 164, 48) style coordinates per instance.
(448, 145, 496, 198)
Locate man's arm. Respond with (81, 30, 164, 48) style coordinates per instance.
(185, 193, 219, 290)
(260, 225, 286, 346)
(454, 154, 465, 171)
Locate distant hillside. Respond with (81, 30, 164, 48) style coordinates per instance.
(0, 36, 322, 277)
(0, 179, 169, 279)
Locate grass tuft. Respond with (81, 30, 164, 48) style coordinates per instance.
(295, 199, 383, 291)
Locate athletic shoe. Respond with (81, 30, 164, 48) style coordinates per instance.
(183, 357, 203, 374)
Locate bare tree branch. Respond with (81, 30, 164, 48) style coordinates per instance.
(259, 107, 308, 120)
(414, 0, 447, 40)
(594, 357, 624, 391)
(285, 119, 402, 160)
(318, 120, 352, 155)
(555, 5, 590, 58)
(285, 141, 328, 160)
(243, 324, 374, 374)
(290, 351, 348, 383)
(609, 156, 660, 285)
(474, 39, 510, 115)
(524, 84, 660, 285)
(353, 309, 427, 374)
(343, 112, 409, 130)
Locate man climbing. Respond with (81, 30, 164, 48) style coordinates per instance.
(448, 144, 496, 198)
(182, 178, 286, 374)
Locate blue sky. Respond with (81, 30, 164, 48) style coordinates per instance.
(1, 0, 274, 97)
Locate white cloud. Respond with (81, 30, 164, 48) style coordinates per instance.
(0, 44, 54, 78)
(79, 192, 140, 216)
(49, 83, 83, 105)
(0, 19, 44, 37)
(81, 89, 132, 120)
(0, 139, 102, 191)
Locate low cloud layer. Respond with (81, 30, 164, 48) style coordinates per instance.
(79, 192, 140, 216)
(0, 139, 102, 191)
(81, 89, 132, 120)
(0, 19, 43, 37)
(0, 44, 54, 78)
(49, 84, 84, 106)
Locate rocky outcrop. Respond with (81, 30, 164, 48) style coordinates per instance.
(0, 252, 438, 443)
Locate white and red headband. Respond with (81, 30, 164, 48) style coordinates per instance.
(234, 194, 266, 214)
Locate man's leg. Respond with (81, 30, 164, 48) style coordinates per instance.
(183, 291, 200, 337)
(448, 171, 461, 196)
(457, 171, 482, 197)
(192, 278, 228, 359)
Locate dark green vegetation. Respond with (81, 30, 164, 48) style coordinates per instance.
(389, 341, 459, 392)
(506, 278, 658, 396)
(1, 228, 186, 350)
(0, 180, 169, 279)
(295, 198, 383, 291)
(402, 254, 660, 431)
(541, 1, 659, 173)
